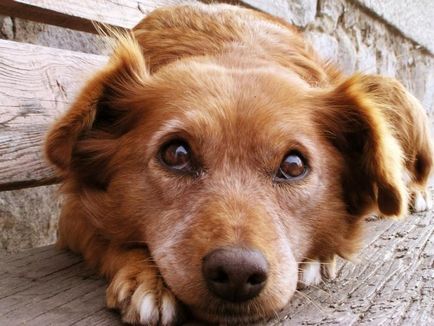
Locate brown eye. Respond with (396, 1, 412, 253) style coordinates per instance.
(160, 140, 192, 171)
(276, 152, 307, 181)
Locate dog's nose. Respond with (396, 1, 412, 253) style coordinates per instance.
(202, 247, 268, 302)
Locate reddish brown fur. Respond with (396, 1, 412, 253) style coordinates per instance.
(45, 3, 432, 324)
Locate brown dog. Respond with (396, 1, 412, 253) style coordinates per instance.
(45, 3, 433, 324)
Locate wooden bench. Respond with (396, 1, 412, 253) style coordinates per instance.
(0, 1, 433, 324)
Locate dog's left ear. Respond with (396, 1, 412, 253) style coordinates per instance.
(316, 74, 407, 218)
(45, 31, 149, 187)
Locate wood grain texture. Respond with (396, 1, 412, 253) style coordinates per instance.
(0, 0, 191, 33)
(280, 210, 434, 325)
(1, 210, 433, 325)
(0, 40, 107, 190)
(0, 0, 262, 34)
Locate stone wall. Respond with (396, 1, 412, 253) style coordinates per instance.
(246, 0, 434, 113)
(0, 15, 105, 54)
(1, 0, 433, 252)
(0, 185, 60, 252)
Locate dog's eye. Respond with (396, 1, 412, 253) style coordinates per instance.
(276, 152, 307, 181)
(160, 140, 192, 171)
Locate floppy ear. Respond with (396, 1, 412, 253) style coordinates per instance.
(45, 32, 148, 187)
(317, 74, 407, 218)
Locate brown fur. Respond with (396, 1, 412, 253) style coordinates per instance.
(45, 3, 432, 324)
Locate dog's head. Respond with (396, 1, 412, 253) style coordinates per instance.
(46, 34, 406, 323)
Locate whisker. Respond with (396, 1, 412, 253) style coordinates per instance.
(270, 305, 282, 324)
(296, 261, 335, 265)
(124, 240, 148, 244)
(294, 290, 325, 313)
(297, 282, 333, 298)
(139, 258, 158, 264)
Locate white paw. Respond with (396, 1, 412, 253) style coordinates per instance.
(412, 190, 432, 212)
(107, 268, 179, 325)
(160, 290, 178, 325)
(414, 191, 426, 212)
(300, 261, 322, 286)
(131, 289, 176, 325)
(137, 291, 159, 324)
(425, 190, 433, 210)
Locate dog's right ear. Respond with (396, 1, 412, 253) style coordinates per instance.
(45, 32, 148, 177)
(315, 74, 407, 218)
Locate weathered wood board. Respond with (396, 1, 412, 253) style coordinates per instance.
(0, 1, 260, 33)
(0, 40, 107, 190)
(1, 210, 433, 325)
(0, 0, 190, 32)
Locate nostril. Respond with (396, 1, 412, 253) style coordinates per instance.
(210, 268, 229, 283)
(247, 272, 267, 285)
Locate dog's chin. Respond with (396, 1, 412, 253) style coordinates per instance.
(189, 298, 287, 324)
(192, 308, 267, 325)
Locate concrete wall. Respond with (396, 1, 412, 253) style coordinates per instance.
(1, 0, 433, 252)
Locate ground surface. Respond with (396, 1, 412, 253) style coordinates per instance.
(0, 209, 433, 325)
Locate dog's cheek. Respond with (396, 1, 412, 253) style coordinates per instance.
(273, 148, 364, 265)
(145, 226, 208, 306)
(299, 174, 365, 263)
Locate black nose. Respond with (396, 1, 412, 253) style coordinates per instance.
(202, 247, 268, 302)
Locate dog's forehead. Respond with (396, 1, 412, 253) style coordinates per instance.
(144, 65, 320, 162)
(152, 62, 316, 135)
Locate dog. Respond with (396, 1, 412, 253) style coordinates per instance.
(45, 3, 433, 324)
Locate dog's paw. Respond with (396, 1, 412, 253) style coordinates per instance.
(106, 265, 180, 325)
(411, 189, 432, 212)
(299, 257, 336, 287)
(299, 261, 321, 286)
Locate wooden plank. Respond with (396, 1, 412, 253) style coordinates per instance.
(1, 209, 433, 325)
(0, 248, 118, 325)
(0, 0, 191, 33)
(0, 1, 258, 34)
(0, 39, 107, 190)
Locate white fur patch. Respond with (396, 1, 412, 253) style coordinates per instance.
(414, 191, 427, 212)
(424, 190, 433, 210)
(161, 291, 177, 326)
(139, 293, 159, 325)
(301, 261, 322, 286)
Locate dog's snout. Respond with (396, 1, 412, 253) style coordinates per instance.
(202, 247, 268, 302)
